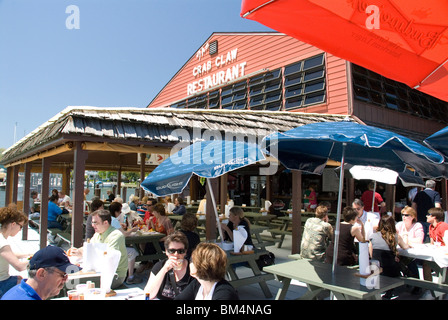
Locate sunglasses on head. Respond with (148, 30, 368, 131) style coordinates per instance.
(167, 248, 186, 254)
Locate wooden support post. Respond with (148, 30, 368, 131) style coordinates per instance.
(139, 153, 146, 200)
(40, 158, 52, 249)
(220, 174, 227, 216)
(72, 143, 88, 248)
(291, 170, 302, 254)
(22, 163, 32, 240)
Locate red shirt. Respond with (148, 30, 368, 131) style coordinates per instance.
(429, 221, 448, 245)
(361, 190, 383, 213)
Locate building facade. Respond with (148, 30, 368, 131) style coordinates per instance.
(148, 32, 448, 140)
(147, 32, 448, 213)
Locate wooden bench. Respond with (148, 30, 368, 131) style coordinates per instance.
(401, 277, 448, 297)
(268, 228, 291, 248)
(48, 228, 72, 247)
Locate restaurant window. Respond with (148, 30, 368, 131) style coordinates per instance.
(170, 100, 187, 109)
(284, 54, 326, 110)
(220, 80, 248, 110)
(187, 94, 207, 109)
(352, 64, 448, 124)
(247, 68, 283, 111)
(208, 90, 220, 109)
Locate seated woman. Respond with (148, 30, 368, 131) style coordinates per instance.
(369, 215, 409, 299)
(300, 205, 334, 262)
(144, 232, 193, 300)
(0, 205, 31, 298)
(164, 196, 176, 214)
(141, 204, 175, 268)
(150, 204, 174, 242)
(47, 194, 64, 230)
(395, 206, 423, 279)
(325, 206, 365, 266)
(175, 242, 239, 300)
(396, 206, 424, 246)
(220, 207, 253, 247)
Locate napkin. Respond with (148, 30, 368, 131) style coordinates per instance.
(264, 200, 272, 211)
(233, 226, 248, 253)
(225, 205, 230, 218)
(82, 242, 108, 272)
(358, 242, 370, 286)
(100, 248, 121, 294)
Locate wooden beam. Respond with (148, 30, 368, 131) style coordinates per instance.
(40, 158, 52, 249)
(22, 162, 32, 240)
(291, 170, 302, 254)
(72, 142, 88, 248)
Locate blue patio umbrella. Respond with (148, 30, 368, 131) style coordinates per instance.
(425, 126, 448, 159)
(141, 139, 266, 241)
(262, 121, 444, 274)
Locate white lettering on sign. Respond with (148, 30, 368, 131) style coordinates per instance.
(187, 47, 246, 95)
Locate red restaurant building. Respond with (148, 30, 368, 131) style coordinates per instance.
(147, 32, 448, 211)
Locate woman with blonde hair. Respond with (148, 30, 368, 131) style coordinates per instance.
(175, 242, 239, 300)
(220, 206, 253, 247)
(396, 206, 424, 246)
(0, 205, 32, 298)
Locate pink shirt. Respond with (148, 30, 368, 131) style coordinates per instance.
(396, 221, 424, 245)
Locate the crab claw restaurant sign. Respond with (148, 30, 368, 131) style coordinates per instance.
(187, 42, 247, 96)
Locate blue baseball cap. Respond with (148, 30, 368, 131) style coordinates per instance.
(29, 246, 80, 273)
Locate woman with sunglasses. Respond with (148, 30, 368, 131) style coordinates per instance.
(395, 206, 424, 285)
(144, 232, 193, 300)
(396, 206, 424, 246)
(0, 205, 32, 298)
(175, 242, 239, 300)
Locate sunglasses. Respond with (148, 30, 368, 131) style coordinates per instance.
(402, 214, 411, 217)
(167, 248, 186, 254)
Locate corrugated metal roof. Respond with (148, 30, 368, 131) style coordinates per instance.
(1, 106, 354, 164)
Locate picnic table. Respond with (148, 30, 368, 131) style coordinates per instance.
(264, 259, 404, 300)
(244, 211, 276, 226)
(249, 224, 274, 250)
(55, 287, 146, 300)
(125, 231, 166, 262)
(225, 248, 275, 298)
(398, 244, 448, 296)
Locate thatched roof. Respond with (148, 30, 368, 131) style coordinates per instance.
(1, 106, 354, 165)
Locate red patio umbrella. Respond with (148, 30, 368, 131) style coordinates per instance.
(241, 0, 448, 102)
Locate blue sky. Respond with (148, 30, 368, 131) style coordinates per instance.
(0, 0, 272, 150)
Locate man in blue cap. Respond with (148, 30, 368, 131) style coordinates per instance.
(1, 245, 79, 300)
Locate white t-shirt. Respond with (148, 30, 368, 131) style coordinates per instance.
(195, 282, 217, 300)
(0, 234, 11, 281)
(165, 203, 176, 214)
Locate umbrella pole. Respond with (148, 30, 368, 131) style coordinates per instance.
(332, 142, 346, 276)
(207, 178, 224, 243)
(371, 181, 376, 213)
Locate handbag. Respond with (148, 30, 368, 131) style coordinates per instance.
(256, 251, 275, 270)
